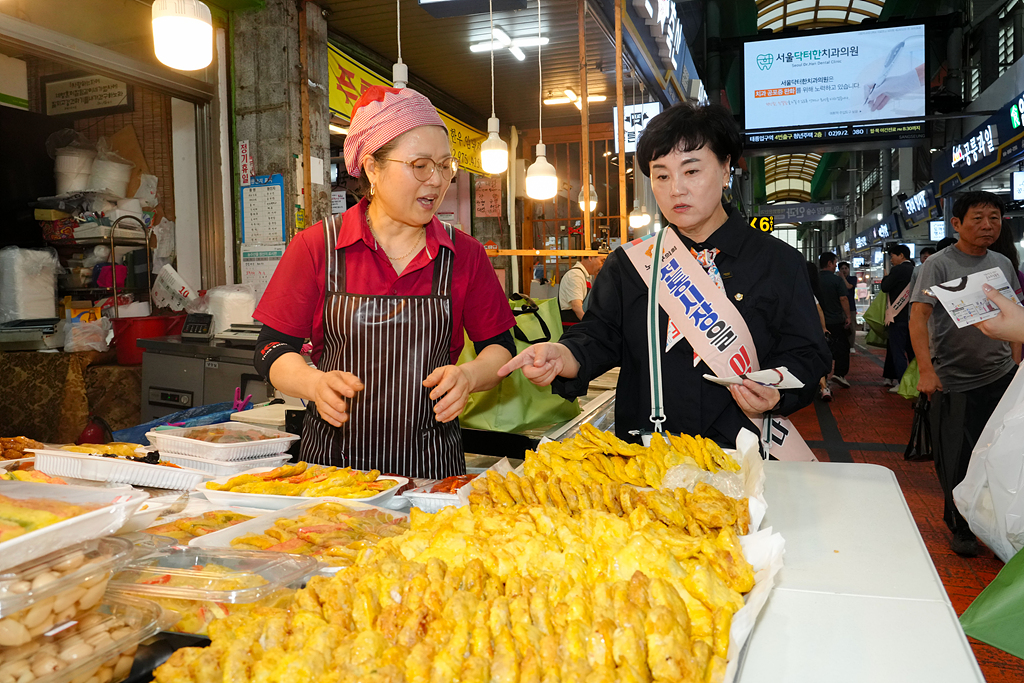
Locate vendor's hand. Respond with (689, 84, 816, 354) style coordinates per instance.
(728, 379, 781, 421)
(917, 368, 943, 398)
(423, 365, 471, 423)
(498, 343, 577, 387)
(974, 283, 1024, 343)
(313, 371, 364, 427)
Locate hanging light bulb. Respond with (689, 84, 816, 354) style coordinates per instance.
(392, 0, 407, 87)
(480, 0, 508, 174)
(629, 200, 646, 228)
(578, 175, 597, 211)
(526, 144, 558, 200)
(526, 0, 558, 199)
(152, 0, 213, 71)
(640, 204, 651, 226)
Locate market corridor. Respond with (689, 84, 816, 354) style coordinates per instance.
(788, 341, 1024, 682)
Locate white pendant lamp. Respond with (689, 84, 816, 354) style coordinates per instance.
(152, 0, 213, 71)
(640, 204, 651, 226)
(629, 200, 646, 228)
(578, 175, 597, 211)
(525, 0, 558, 200)
(480, 0, 508, 174)
(392, 0, 408, 87)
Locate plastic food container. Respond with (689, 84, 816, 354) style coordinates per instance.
(0, 482, 149, 573)
(0, 594, 164, 683)
(106, 547, 316, 635)
(0, 537, 134, 647)
(157, 451, 292, 477)
(30, 450, 210, 490)
(402, 485, 461, 514)
(198, 469, 408, 510)
(146, 422, 299, 461)
(189, 499, 408, 572)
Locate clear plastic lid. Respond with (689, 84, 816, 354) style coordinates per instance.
(107, 546, 317, 604)
(27, 595, 166, 683)
(0, 536, 134, 619)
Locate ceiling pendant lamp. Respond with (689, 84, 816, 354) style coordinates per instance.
(152, 0, 213, 71)
(525, 0, 557, 200)
(480, 0, 509, 174)
(629, 200, 646, 228)
(640, 204, 651, 226)
(578, 175, 597, 212)
(392, 0, 408, 87)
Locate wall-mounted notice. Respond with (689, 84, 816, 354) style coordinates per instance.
(41, 72, 133, 118)
(241, 174, 286, 244)
(241, 244, 285, 301)
(475, 175, 501, 217)
(239, 140, 253, 187)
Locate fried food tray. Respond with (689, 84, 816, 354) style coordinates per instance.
(30, 449, 211, 490)
(196, 467, 408, 510)
(146, 422, 299, 461)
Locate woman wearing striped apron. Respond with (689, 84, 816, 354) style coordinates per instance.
(253, 86, 515, 478)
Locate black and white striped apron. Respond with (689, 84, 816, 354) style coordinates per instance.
(299, 215, 464, 478)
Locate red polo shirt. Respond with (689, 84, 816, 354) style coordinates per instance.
(254, 199, 514, 365)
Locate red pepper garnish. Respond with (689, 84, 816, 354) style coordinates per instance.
(140, 573, 172, 585)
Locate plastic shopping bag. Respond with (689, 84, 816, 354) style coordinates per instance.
(960, 545, 1024, 659)
(897, 358, 920, 400)
(953, 368, 1024, 562)
(862, 292, 888, 348)
(457, 295, 581, 433)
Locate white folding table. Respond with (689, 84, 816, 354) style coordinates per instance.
(737, 462, 984, 682)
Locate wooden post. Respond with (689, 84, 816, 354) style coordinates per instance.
(615, 0, 626, 245)
(578, 0, 591, 248)
(298, 1, 312, 232)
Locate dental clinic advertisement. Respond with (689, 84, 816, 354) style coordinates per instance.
(744, 24, 926, 131)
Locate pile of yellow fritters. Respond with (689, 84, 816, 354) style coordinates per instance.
(154, 429, 754, 683)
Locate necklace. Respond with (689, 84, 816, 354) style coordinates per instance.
(367, 213, 424, 261)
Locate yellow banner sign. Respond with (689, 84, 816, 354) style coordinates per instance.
(328, 44, 485, 175)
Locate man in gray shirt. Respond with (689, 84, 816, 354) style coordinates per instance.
(911, 191, 1023, 556)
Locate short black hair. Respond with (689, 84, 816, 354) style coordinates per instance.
(838, 261, 851, 270)
(936, 237, 958, 250)
(818, 252, 837, 269)
(636, 101, 743, 177)
(920, 246, 936, 257)
(887, 244, 911, 259)
(952, 191, 1004, 221)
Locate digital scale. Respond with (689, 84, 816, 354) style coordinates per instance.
(180, 313, 214, 341)
(214, 323, 262, 342)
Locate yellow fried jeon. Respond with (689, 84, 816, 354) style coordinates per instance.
(525, 427, 740, 489)
(205, 461, 398, 499)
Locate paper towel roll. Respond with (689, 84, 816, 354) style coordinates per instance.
(0, 247, 58, 323)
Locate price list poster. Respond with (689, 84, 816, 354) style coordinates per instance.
(240, 173, 286, 300)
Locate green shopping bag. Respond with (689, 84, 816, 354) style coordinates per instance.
(897, 358, 920, 400)
(863, 292, 889, 348)
(457, 294, 581, 433)
(960, 547, 1024, 659)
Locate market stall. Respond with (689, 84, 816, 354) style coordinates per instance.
(0, 400, 985, 683)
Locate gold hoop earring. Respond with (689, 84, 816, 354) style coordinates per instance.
(370, 184, 375, 197)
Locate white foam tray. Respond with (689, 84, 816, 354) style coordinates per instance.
(30, 449, 211, 490)
(196, 467, 408, 510)
(146, 422, 299, 461)
(157, 451, 292, 476)
(0, 481, 149, 572)
(402, 485, 460, 513)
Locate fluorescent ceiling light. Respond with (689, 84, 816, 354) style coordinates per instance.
(821, 213, 838, 221)
(492, 27, 512, 46)
(574, 100, 582, 110)
(587, 95, 607, 102)
(512, 37, 549, 47)
(508, 45, 526, 61)
(543, 97, 572, 105)
(564, 89, 578, 101)
(329, 124, 348, 135)
(470, 40, 504, 52)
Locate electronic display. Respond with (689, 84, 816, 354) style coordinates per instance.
(744, 24, 926, 147)
(1013, 171, 1024, 201)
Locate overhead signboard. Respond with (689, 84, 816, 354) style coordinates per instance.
(327, 44, 485, 175)
(929, 220, 946, 241)
(743, 24, 926, 149)
(851, 213, 900, 251)
(900, 183, 938, 225)
(612, 101, 662, 153)
(749, 216, 775, 233)
(934, 86, 1024, 196)
(756, 201, 846, 222)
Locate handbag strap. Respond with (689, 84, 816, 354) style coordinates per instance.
(509, 293, 551, 344)
(647, 228, 668, 432)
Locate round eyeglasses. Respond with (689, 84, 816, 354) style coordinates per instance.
(382, 156, 459, 182)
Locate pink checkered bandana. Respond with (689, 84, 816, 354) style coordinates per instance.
(343, 85, 448, 177)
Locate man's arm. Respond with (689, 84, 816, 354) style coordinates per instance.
(840, 295, 851, 327)
(910, 302, 943, 396)
(571, 300, 585, 321)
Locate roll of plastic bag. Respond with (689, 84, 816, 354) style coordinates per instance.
(0, 247, 60, 323)
(207, 284, 257, 332)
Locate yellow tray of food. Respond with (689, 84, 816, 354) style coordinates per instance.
(188, 499, 409, 570)
(0, 482, 148, 573)
(29, 447, 211, 490)
(196, 462, 407, 510)
(142, 508, 266, 544)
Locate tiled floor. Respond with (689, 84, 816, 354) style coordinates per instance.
(792, 342, 1024, 681)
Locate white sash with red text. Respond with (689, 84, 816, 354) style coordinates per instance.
(884, 285, 911, 325)
(623, 227, 816, 462)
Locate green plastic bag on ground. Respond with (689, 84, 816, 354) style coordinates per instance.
(898, 358, 920, 400)
(457, 295, 581, 433)
(863, 292, 888, 348)
(960, 548, 1024, 659)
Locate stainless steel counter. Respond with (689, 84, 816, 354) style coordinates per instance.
(138, 335, 258, 362)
